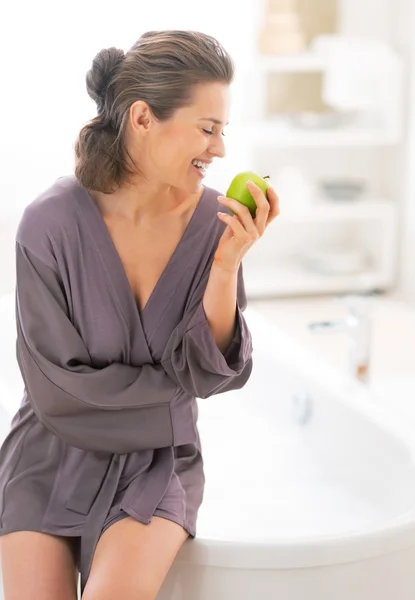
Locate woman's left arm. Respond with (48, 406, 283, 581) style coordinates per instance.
(203, 180, 280, 353)
(160, 181, 279, 399)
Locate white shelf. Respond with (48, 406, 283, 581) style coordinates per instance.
(278, 198, 396, 224)
(231, 122, 400, 148)
(256, 51, 328, 73)
(244, 264, 393, 299)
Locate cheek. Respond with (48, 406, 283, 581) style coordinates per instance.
(153, 126, 207, 172)
(151, 138, 181, 170)
(172, 127, 207, 156)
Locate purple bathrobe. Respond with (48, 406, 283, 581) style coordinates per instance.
(0, 175, 253, 592)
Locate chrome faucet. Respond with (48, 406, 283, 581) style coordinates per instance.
(308, 295, 372, 384)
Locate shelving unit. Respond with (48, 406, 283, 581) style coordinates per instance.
(235, 24, 404, 299)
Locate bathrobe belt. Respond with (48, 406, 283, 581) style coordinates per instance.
(69, 447, 175, 591)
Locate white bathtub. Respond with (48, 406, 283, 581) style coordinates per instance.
(1, 295, 415, 599)
(157, 308, 415, 600)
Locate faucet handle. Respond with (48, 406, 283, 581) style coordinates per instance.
(333, 294, 372, 318)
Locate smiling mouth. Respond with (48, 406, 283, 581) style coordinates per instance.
(191, 159, 210, 173)
(191, 164, 205, 178)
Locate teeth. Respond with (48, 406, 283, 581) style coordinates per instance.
(192, 159, 209, 170)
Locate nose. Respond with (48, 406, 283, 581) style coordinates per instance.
(209, 134, 226, 159)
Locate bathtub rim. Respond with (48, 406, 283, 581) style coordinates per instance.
(177, 514, 415, 569)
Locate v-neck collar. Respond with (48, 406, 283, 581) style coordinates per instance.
(72, 175, 208, 340)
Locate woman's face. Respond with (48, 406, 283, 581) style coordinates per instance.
(129, 81, 230, 195)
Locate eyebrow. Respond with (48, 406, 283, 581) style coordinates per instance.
(199, 117, 229, 126)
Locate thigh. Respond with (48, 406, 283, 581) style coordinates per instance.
(82, 515, 189, 600)
(0, 531, 79, 600)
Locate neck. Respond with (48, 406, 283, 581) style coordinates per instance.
(89, 179, 204, 225)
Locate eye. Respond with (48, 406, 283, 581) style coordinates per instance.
(202, 129, 226, 137)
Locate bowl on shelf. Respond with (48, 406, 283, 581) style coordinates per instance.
(299, 249, 371, 276)
(319, 179, 367, 201)
(288, 110, 357, 130)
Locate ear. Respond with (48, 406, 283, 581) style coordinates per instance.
(129, 100, 153, 135)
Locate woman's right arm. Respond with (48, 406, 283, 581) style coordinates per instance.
(16, 242, 184, 454)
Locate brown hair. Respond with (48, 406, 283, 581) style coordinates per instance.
(74, 30, 234, 194)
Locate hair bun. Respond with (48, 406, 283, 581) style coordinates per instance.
(86, 47, 125, 112)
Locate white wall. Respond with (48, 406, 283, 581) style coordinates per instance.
(389, 0, 415, 302)
(0, 0, 256, 215)
(0, 0, 258, 294)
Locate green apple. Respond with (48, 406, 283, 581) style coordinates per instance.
(226, 171, 270, 218)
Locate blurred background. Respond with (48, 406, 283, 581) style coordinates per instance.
(0, 0, 414, 396)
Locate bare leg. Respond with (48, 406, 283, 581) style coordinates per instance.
(0, 531, 79, 600)
(81, 515, 189, 600)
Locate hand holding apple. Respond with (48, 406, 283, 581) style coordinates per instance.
(214, 171, 280, 273)
(226, 170, 271, 219)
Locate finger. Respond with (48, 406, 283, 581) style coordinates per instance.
(265, 186, 280, 225)
(220, 221, 234, 242)
(246, 180, 270, 232)
(217, 197, 258, 236)
(217, 212, 251, 244)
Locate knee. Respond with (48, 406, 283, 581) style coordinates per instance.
(82, 580, 158, 600)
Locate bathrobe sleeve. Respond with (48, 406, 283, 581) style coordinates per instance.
(161, 262, 254, 399)
(15, 243, 179, 454)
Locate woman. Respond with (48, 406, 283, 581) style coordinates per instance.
(0, 30, 279, 600)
